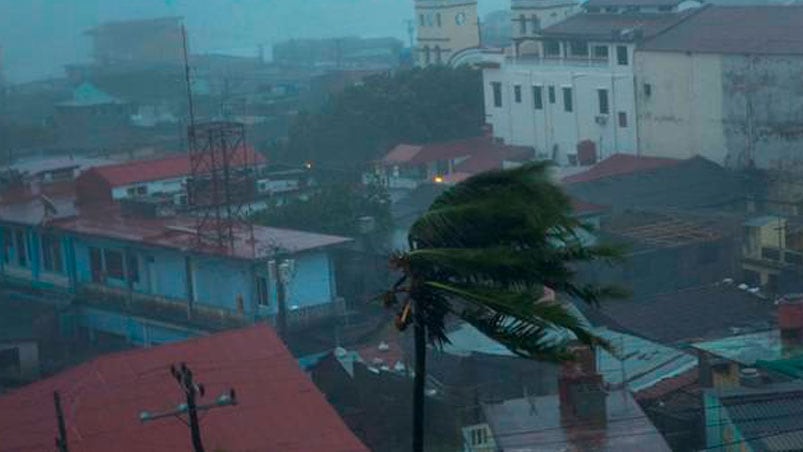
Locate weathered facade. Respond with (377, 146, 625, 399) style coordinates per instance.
(637, 6, 803, 169)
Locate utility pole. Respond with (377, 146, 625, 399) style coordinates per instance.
(139, 364, 237, 452)
(54, 391, 69, 452)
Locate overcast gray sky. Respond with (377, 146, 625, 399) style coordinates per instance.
(0, 0, 509, 83)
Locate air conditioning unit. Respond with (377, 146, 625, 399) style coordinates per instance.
(595, 115, 609, 125)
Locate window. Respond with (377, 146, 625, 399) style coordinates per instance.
(434, 45, 442, 64)
(530, 15, 540, 34)
(616, 45, 629, 65)
(89, 247, 102, 283)
(419, 14, 425, 26)
(618, 111, 628, 128)
(0, 347, 20, 372)
(436, 12, 441, 27)
(569, 41, 589, 57)
(519, 14, 526, 34)
(127, 254, 139, 283)
(514, 85, 522, 103)
(643, 83, 652, 97)
(532, 86, 543, 110)
(423, 46, 431, 65)
(492, 82, 502, 107)
(544, 40, 560, 57)
(593, 45, 609, 60)
(104, 249, 124, 280)
(562, 87, 573, 112)
(548, 86, 556, 104)
(41, 234, 62, 273)
(126, 187, 136, 197)
(597, 89, 609, 115)
(257, 276, 270, 306)
(2, 229, 11, 264)
(136, 185, 147, 195)
(14, 230, 26, 267)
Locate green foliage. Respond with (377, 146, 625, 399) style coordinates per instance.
(280, 65, 484, 168)
(386, 162, 626, 361)
(250, 183, 391, 236)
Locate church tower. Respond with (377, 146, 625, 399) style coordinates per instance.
(414, 0, 480, 66)
(511, 0, 579, 57)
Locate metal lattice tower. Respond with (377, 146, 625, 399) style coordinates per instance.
(187, 121, 254, 248)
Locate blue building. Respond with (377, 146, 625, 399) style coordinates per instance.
(0, 190, 351, 346)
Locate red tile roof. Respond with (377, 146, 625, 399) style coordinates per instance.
(381, 137, 532, 167)
(84, 147, 266, 187)
(562, 154, 682, 184)
(0, 325, 368, 452)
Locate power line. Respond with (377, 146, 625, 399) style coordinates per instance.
(138, 363, 237, 452)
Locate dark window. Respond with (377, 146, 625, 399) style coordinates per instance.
(616, 45, 629, 65)
(562, 87, 573, 112)
(424, 46, 431, 65)
(514, 85, 522, 103)
(435, 45, 442, 64)
(593, 45, 609, 59)
(548, 86, 556, 104)
(436, 13, 441, 27)
(2, 229, 11, 264)
(618, 111, 628, 128)
(643, 83, 652, 97)
(136, 185, 147, 195)
(530, 15, 540, 34)
(104, 249, 124, 280)
(127, 254, 139, 283)
(126, 187, 136, 197)
(492, 82, 502, 107)
(257, 276, 270, 306)
(41, 234, 62, 273)
(419, 14, 425, 26)
(519, 14, 526, 34)
(14, 230, 26, 267)
(544, 40, 560, 57)
(90, 247, 103, 283)
(0, 347, 20, 372)
(597, 89, 609, 115)
(532, 86, 543, 110)
(569, 41, 589, 57)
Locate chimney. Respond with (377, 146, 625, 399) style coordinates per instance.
(778, 294, 803, 356)
(558, 344, 607, 426)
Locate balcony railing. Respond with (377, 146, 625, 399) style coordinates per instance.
(506, 55, 610, 68)
(749, 246, 803, 266)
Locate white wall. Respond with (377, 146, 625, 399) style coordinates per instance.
(112, 177, 186, 200)
(636, 51, 726, 163)
(484, 43, 637, 164)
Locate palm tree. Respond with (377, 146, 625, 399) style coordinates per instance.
(382, 162, 624, 452)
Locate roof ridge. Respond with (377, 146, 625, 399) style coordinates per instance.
(639, 3, 710, 48)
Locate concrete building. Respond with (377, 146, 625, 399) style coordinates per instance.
(0, 182, 350, 346)
(85, 17, 185, 67)
(483, 4, 693, 164)
(636, 6, 803, 169)
(415, 0, 481, 66)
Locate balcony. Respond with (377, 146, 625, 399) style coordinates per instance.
(744, 246, 803, 268)
(506, 55, 610, 69)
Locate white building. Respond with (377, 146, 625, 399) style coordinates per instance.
(636, 5, 803, 169)
(415, 0, 481, 66)
(511, 0, 579, 58)
(483, 0, 696, 165)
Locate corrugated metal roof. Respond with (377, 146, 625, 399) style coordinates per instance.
(0, 325, 369, 452)
(540, 12, 692, 40)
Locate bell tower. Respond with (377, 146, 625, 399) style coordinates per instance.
(414, 0, 480, 66)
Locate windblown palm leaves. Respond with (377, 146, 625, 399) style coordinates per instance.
(384, 162, 624, 360)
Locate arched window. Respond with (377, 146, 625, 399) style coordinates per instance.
(423, 46, 431, 65)
(519, 14, 527, 34)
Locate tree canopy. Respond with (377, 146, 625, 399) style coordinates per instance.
(250, 183, 391, 236)
(279, 65, 484, 168)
